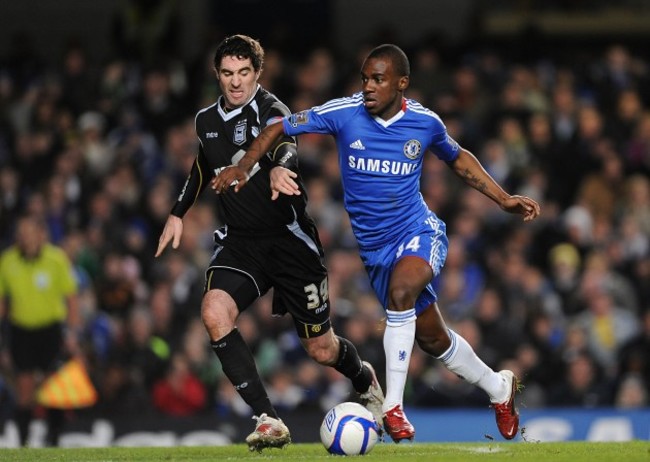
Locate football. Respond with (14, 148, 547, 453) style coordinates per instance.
(320, 401, 381, 455)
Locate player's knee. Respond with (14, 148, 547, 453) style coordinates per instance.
(388, 285, 418, 310)
(304, 338, 337, 365)
(312, 348, 336, 365)
(200, 299, 215, 324)
(201, 298, 236, 337)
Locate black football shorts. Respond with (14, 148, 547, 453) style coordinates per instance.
(205, 223, 331, 339)
(9, 323, 63, 372)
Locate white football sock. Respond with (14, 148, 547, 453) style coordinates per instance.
(383, 308, 416, 412)
(437, 329, 509, 403)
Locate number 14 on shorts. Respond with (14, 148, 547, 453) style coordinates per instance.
(396, 236, 421, 258)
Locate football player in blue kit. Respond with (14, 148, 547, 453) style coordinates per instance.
(213, 43, 541, 442)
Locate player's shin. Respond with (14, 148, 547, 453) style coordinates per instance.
(436, 329, 508, 402)
(211, 328, 278, 418)
(333, 336, 371, 392)
(383, 309, 416, 410)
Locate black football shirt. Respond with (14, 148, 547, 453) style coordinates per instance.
(172, 86, 309, 236)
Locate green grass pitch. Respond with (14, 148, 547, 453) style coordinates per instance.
(1, 441, 649, 462)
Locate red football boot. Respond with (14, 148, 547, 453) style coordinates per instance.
(492, 370, 520, 440)
(382, 404, 415, 443)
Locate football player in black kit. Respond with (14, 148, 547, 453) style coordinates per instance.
(155, 35, 383, 452)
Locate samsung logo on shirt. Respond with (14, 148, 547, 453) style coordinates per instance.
(348, 155, 416, 175)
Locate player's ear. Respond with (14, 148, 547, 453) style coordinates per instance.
(398, 76, 409, 91)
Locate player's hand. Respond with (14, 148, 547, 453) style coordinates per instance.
(155, 215, 184, 257)
(211, 165, 249, 193)
(64, 328, 82, 357)
(0, 347, 11, 371)
(270, 166, 300, 200)
(500, 195, 541, 222)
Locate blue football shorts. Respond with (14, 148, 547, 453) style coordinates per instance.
(359, 211, 448, 316)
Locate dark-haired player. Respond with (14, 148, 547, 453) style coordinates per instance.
(155, 34, 383, 452)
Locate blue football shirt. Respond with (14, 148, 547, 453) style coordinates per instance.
(283, 92, 460, 249)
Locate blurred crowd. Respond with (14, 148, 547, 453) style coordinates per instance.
(0, 6, 649, 423)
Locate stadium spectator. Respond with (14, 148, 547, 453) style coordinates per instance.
(547, 351, 614, 407)
(152, 352, 207, 416)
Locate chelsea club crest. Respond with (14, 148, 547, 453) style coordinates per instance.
(403, 139, 421, 159)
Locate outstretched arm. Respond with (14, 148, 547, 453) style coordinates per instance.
(156, 146, 210, 257)
(448, 149, 541, 221)
(211, 121, 286, 193)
